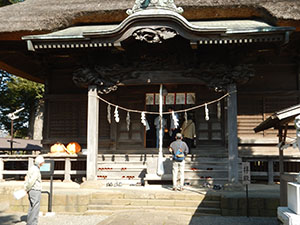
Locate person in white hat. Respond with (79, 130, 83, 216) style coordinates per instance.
(169, 133, 189, 191)
(24, 155, 44, 225)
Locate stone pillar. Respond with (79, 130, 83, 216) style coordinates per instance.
(64, 157, 71, 182)
(227, 83, 239, 183)
(87, 85, 99, 181)
(28, 157, 34, 170)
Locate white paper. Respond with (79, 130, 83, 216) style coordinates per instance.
(13, 189, 27, 200)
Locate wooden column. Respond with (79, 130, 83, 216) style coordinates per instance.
(87, 85, 99, 181)
(227, 83, 239, 183)
(279, 126, 288, 206)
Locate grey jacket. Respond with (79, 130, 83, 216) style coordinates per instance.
(24, 165, 42, 192)
(169, 139, 189, 160)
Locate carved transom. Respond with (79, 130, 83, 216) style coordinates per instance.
(72, 61, 255, 94)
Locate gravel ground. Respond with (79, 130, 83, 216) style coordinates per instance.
(0, 212, 280, 225)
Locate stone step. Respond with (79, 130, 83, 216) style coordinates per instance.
(91, 191, 219, 201)
(89, 198, 220, 208)
(87, 205, 221, 215)
(185, 163, 229, 169)
(184, 170, 228, 178)
(84, 209, 220, 217)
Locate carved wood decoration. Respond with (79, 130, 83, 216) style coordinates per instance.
(72, 57, 255, 93)
(132, 27, 177, 43)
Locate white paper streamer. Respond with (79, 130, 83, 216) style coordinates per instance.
(205, 103, 209, 121)
(141, 112, 147, 126)
(114, 106, 120, 123)
(126, 112, 130, 131)
(184, 111, 188, 122)
(172, 111, 179, 128)
(107, 104, 111, 124)
(217, 101, 221, 120)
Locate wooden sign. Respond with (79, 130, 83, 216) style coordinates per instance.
(242, 162, 251, 185)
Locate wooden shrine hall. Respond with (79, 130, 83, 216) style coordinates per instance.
(1, 0, 300, 185)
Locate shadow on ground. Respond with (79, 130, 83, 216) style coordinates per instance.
(0, 211, 26, 225)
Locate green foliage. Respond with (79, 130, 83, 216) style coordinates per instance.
(0, 70, 44, 138)
(0, 0, 24, 6)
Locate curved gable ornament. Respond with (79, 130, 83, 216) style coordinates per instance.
(127, 0, 184, 15)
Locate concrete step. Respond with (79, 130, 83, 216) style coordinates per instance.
(184, 170, 228, 178)
(186, 165, 228, 170)
(84, 209, 220, 217)
(89, 198, 220, 208)
(87, 205, 221, 215)
(91, 191, 219, 201)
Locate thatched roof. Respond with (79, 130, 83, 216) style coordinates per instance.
(0, 0, 300, 40)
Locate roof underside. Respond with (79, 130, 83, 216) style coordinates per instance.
(254, 104, 300, 132)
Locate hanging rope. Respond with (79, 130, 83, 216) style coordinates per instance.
(96, 92, 232, 115)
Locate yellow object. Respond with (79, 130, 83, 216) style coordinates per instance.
(66, 142, 81, 154)
(176, 154, 184, 158)
(50, 143, 67, 153)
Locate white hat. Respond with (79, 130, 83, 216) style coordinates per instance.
(176, 133, 182, 139)
(35, 155, 45, 165)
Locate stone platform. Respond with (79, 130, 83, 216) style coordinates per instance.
(0, 181, 280, 217)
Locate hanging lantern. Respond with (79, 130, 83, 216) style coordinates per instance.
(205, 103, 209, 121)
(107, 104, 111, 124)
(66, 142, 82, 155)
(114, 106, 120, 123)
(50, 143, 67, 154)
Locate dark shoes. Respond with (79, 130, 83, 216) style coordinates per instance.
(172, 187, 184, 191)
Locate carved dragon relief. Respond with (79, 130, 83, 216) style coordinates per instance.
(132, 27, 177, 43)
(127, 0, 183, 15)
(72, 59, 255, 94)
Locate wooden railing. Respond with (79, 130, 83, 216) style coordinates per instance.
(0, 155, 86, 182)
(242, 156, 300, 184)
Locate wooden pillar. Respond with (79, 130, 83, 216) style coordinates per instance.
(64, 158, 71, 182)
(87, 85, 99, 181)
(279, 126, 288, 206)
(227, 83, 239, 183)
